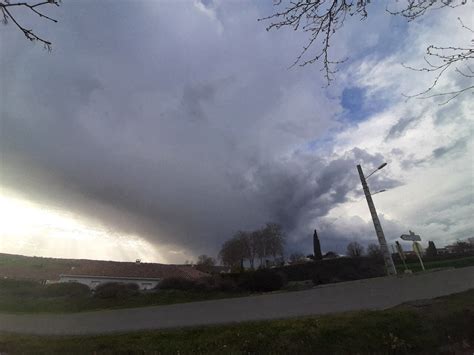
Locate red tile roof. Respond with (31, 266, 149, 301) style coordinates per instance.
(66, 261, 207, 280)
(0, 253, 207, 281)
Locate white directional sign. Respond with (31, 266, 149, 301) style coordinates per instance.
(400, 230, 421, 242)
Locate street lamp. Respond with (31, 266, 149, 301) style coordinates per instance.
(357, 163, 397, 276)
(365, 163, 388, 179)
(371, 189, 386, 196)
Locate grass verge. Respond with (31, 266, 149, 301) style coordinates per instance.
(0, 279, 247, 314)
(396, 256, 474, 273)
(0, 289, 473, 354)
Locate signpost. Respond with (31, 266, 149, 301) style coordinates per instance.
(400, 231, 425, 271)
(413, 241, 425, 271)
(395, 241, 409, 272)
(400, 230, 421, 242)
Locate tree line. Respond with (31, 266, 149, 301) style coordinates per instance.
(218, 223, 285, 270)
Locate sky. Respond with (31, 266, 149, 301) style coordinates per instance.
(1, 0, 473, 263)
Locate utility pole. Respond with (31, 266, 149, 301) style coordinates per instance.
(357, 164, 397, 276)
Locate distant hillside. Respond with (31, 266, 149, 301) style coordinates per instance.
(0, 253, 206, 281)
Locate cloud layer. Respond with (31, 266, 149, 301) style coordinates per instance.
(1, 0, 472, 262)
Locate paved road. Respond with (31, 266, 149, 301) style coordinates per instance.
(1, 267, 473, 335)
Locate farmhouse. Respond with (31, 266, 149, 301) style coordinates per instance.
(59, 274, 162, 290)
(56, 260, 207, 290)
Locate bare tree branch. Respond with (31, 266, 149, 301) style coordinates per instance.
(260, 0, 473, 103)
(1, 0, 60, 50)
(402, 17, 474, 105)
(259, 1, 371, 85)
(386, 0, 467, 21)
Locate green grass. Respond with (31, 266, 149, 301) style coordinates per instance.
(396, 256, 474, 273)
(0, 279, 247, 314)
(0, 289, 473, 354)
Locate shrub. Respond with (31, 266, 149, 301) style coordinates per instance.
(94, 282, 139, 299)
(269, 257, 385, 287)
(214, 277, 239, 292)
(311, 272, 332, 285)
(238, 269, 286, 292)
(158, 276, 239, 292)
(158, 277, 198, 291)
(44, 282, 90, 297)
(0, 279, 43, 297)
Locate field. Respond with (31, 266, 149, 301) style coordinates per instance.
(0, 289, 472, 354)
(396, 256, 474, 273)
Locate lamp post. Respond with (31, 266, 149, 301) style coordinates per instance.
(357, 163, 397, 276)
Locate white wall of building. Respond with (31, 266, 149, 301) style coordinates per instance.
(59, 275, 161, 290)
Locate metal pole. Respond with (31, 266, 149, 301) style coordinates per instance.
(357, 164, 397, 276)
(413, 242, 425, 271)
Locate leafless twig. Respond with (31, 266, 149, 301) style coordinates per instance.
(386, 0, 467, 21)
(1, 0, 60, 50)
(261, 0, 472, 99)
(402, 17, 474, 105)
(259, 1, 371, 85)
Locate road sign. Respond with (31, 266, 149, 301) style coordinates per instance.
(400, 230, 421, 242)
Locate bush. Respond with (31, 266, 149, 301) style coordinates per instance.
(94, 282, 139, 299)
(44, 282, 90, 297)
(158, 277, 198, 291)
(238, 269, 286, 292)
(311, 272, 332, 285)
(214, 277, 239, 292)
(269, 257, 385, 287)
(0, 279, 44, 297)
(158, 276, 239, 293)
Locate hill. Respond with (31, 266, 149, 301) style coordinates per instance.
(0, 253, 205, 281)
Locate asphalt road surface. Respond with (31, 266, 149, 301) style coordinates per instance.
(1, 266, 473, 335)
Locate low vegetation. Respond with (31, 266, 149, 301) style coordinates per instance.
(395, 255, 474, 273)
(291, 256, 384, 283)
(158, 275, 238, 292)
(1, 255, 472, 314)
(0, 279, 247, 314)
(1, 289, 472, 354)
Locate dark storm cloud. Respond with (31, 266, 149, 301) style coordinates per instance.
(1, 0, 348, 260)
(244, 148, 402, 247)
(180, 77, 234, 121)
(285, 212, 407, 256)
(7, 0, 466, 262)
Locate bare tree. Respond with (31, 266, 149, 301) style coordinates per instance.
(1, 0, 60, 50)
(453, 239, 473, 254)
(346, 241, 364, 257)
(260, 0, 472, 100)
(402, 17, 473, 105)
(367, 243, 383, 259)
(259, 0, 370, 83)
(219, 223, 286, 270)
(262, 222, 285, 262)
(218, 232, 249, 271)
(196, 254, 216, 267)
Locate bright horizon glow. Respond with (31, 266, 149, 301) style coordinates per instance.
(0, 193, 167, 263)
